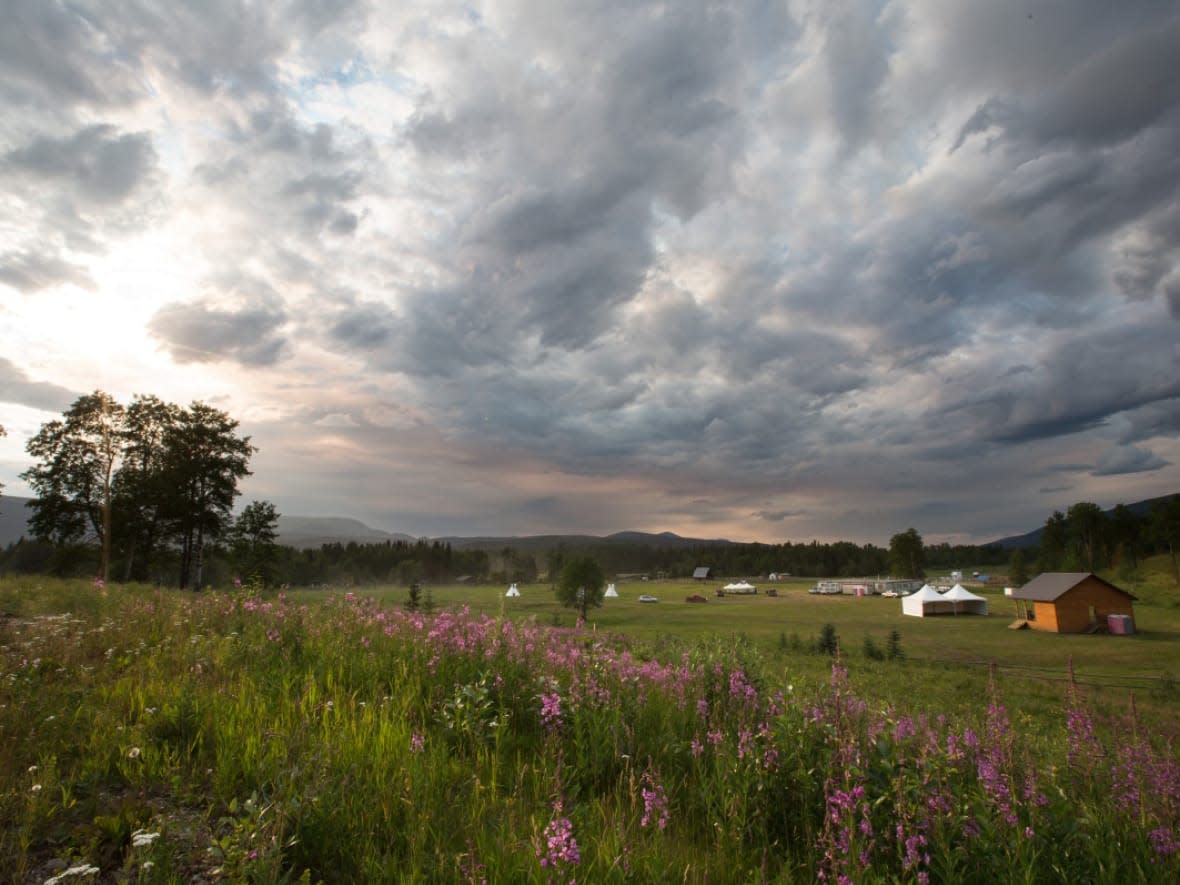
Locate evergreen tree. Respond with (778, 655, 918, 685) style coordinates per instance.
(888, 528, 926, 579)
(1008, 548, 1029, 586)
(1038, 510, 1067, 571)
(229, 500, 281, 586)
(1151, 494, 1180, 585)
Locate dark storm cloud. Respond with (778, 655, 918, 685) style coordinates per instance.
(931, 320, 1180, 447)
(1092, 444, 1169, 477)
(392, 1, 760, 372)
(0, 358, 77, 413)
(149, 298, 288, 367)
(5, 0, 1180, 544)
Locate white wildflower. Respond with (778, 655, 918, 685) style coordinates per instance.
(127, 747, 141, 759)
(43, 863, 101, 883)
(131, 829, 159, 848)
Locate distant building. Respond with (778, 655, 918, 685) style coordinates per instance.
(1010, 573, 1135, 633)
(692, 567, 712, 581)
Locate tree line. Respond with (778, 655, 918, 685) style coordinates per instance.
(4, 395, 1179, 588)
(1034, 498, 1180, 583)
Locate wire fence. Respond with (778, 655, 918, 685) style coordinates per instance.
(928, 658, 1177, 692)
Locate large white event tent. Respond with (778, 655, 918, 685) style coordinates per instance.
(901, 585, 955, 617)
(942, 583, 988, 615)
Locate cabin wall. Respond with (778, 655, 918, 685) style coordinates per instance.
(1058, 581, 1134, 633)
(1029, 601, 1059, 632)
(1032, 578, 1135, 633)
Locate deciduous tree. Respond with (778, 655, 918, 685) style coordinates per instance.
(21, 392, 124, 581)
(162, 402, 255, 590)
(113, 395, 180, 581)
(555, 555, 605, 621)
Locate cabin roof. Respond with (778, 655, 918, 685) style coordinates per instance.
(1010, 572, 1136, 602)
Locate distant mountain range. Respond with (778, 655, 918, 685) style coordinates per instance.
(0, 496, 34, 548)
(1, 493, 1175, 552)
(275, 515, 417, 548)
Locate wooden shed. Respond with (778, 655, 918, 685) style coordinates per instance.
(1009, 572, 1135, 633)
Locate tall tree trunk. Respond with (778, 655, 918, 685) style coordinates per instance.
(192, 523, 205, 591)
(122, 538, 136, 582)
(178, 529, 192, 589)
(101, 480, 112, 583)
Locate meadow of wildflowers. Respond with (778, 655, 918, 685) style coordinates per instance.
(0, 577, 1176, 883)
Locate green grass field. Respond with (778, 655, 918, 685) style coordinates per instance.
(3, 570, 1179, 882)
(308, 574, 1180, 670)
(298, 565, 1180, 731)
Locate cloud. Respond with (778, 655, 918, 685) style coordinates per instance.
(4, 125, 158, 204)
(0, 250, 95, 293)
(3, 0, 1180, 544)
(149, 296, 288, 367)
(0, 358, 78, 413)
(0, 0, 144, 109)
(1092, 444, 1169, 476)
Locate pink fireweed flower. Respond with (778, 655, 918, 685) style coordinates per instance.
(536, 801, 580, 875)
(410, 732, 425, 753)
(640, 772, 670, 831)
(540, 692, 564, 734)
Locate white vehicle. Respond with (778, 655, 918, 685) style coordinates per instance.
(809, 581, 843, 595)
(638, 594, 659, 603)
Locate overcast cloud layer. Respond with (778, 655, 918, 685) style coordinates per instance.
(2, 0, 1180, 545)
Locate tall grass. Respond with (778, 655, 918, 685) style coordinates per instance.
(1, 578, 1177, 883)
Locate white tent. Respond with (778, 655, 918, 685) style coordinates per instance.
(723, 581, 757, 593)
(604, 583, 619, 598)
(942, 583, 988, 615)
(902, 584, 956, 617)
(505, 583, 520, 597)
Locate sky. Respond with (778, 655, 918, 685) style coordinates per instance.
(2, 0, 1180, 547)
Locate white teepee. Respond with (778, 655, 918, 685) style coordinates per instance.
(505, 583, 520, 597)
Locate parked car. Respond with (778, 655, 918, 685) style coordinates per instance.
(638, 594, 659, 603)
